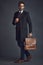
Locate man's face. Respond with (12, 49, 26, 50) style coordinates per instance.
(18, 3, 25, 11)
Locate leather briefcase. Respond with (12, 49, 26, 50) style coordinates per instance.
(24, 37, 37, 50)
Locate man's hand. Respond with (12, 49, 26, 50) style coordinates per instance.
(27, 33, 33, 37)
(15, 18, 19, 23)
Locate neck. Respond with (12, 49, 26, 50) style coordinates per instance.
(19, 9, 24, 11)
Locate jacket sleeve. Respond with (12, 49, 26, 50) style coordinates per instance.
(12, 13, 17, 25)
(27, 12, 32, 33)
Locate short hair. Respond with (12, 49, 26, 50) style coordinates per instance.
(18, 1, 25, 6)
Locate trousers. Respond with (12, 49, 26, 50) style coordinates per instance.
(17, 40, 30, 59)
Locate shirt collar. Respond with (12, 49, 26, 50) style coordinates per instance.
(19, 10, 23, 14)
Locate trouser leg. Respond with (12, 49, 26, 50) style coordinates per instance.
(24, 50, 30, 57)
(20, 46, 25, 59)
(17, 41, 24, 59)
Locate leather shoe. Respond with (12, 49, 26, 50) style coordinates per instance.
(14, 58, 25, 63)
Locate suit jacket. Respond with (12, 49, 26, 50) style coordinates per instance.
(12, 10, 32, 42)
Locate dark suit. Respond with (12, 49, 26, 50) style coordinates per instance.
(12, 10, 32, 59)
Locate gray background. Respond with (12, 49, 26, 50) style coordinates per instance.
(0, 0, 43, 65)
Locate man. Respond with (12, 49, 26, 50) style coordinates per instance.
(12, 1, 32, 63)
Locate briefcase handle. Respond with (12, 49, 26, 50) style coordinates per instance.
(27, 35, 33, 38)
